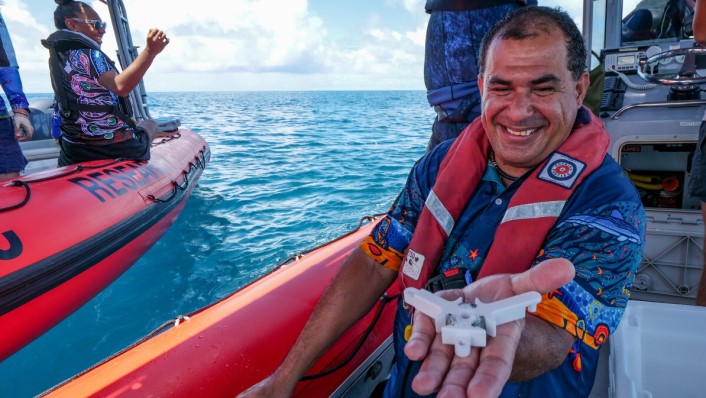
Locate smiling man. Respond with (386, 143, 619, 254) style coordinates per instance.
(240, 6, 645, 398)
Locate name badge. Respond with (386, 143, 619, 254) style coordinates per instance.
(402, 249, 425, 280)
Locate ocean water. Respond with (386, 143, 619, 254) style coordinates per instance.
(1, 91, 432, 397)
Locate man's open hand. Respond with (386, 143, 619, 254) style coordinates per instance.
(404, 258, 575, 398)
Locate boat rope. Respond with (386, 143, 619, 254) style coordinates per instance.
(300, 290, 400, 381)
(0, 181, 30, 211)
(277, 214, 384, 266)
(150, 131, 182, 147)
(0, 147, 208, 212)
(0, 158, 124, 213)
(146, 148, 208, 203)
(184, 213, 387, 321)
(146, 170, 190, 203)
(43, 292, 399, 395)
(39, 313, 197, 395)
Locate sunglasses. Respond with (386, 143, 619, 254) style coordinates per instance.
(71, 18, 108, 30)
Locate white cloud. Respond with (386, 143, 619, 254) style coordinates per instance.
(389, 0, 424, 14)
(2, 0, 54, 93)
(4, 0, 594, 93)
(97, 0, 426, 91)
(12, 0, 426, 92)
(543, 0, 585, 31)
(406, 25, 427, 47)
(102, 0, 332, 74)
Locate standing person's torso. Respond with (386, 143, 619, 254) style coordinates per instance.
(58, 48, 135, 144)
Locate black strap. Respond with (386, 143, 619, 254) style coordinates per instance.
(425, 0, 523, 13)
(44, 41, 70, 117)
(425, 268, 472, 293)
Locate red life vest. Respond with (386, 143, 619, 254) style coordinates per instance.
(400, 108, 610, 289)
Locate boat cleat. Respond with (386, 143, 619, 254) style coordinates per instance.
(403, 288, 542, 357)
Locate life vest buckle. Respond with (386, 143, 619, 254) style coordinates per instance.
(425, 268, 472, 293)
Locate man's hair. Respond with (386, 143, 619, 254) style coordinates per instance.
(53, 0, 92, 30)
(478, 6, 587, 80)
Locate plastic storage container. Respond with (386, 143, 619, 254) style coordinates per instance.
(609, 300, 706, 398)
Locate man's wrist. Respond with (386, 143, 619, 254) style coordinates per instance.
(13, 108, 30, 117)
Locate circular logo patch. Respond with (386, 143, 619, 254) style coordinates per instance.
(548, 160, 576, 180)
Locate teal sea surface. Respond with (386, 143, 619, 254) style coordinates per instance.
(1, 91, 432, 396)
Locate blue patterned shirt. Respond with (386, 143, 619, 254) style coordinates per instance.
(363, 115, 646, 397)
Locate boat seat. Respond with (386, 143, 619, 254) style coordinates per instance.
(20, 140, 60, 161)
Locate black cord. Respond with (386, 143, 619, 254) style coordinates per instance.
(300, 292, 399, 381)
(0, 181, 31, 213)
(490, 149, 518, 181)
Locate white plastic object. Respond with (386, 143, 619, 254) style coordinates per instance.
(403, 288, 542, 357)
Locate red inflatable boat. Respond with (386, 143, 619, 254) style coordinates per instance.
(41, 217, 398, 397)
(0, 130, 210, 361)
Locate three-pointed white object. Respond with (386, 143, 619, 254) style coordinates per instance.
(403, 288, 542, 357)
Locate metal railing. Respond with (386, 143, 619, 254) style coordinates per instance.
(100, 0, 152, 122)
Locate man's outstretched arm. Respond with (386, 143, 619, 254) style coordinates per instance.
(405, 258, 576, 398)
(238, 247, 398, 398)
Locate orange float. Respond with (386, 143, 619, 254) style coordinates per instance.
(41, 218, 398, 397)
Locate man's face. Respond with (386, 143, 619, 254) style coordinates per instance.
(478, 29, 589, 176)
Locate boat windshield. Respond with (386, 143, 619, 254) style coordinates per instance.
(621, 0, 695, 47)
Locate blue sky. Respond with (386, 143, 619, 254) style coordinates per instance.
(12, 0, 580, 93)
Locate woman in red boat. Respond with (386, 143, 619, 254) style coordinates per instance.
(44, 0, 171, 166)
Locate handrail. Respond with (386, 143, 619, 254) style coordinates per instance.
(100, 0, 152, 121)
(611, 99, 706, 120)
(582, 0, 593, 69)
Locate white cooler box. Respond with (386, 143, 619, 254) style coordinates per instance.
(609, 300, 706, 398)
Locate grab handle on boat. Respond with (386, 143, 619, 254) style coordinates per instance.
(174, 315, 190, 327)
(0, 181, 30, 213)
(147, 171, 190, 203)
